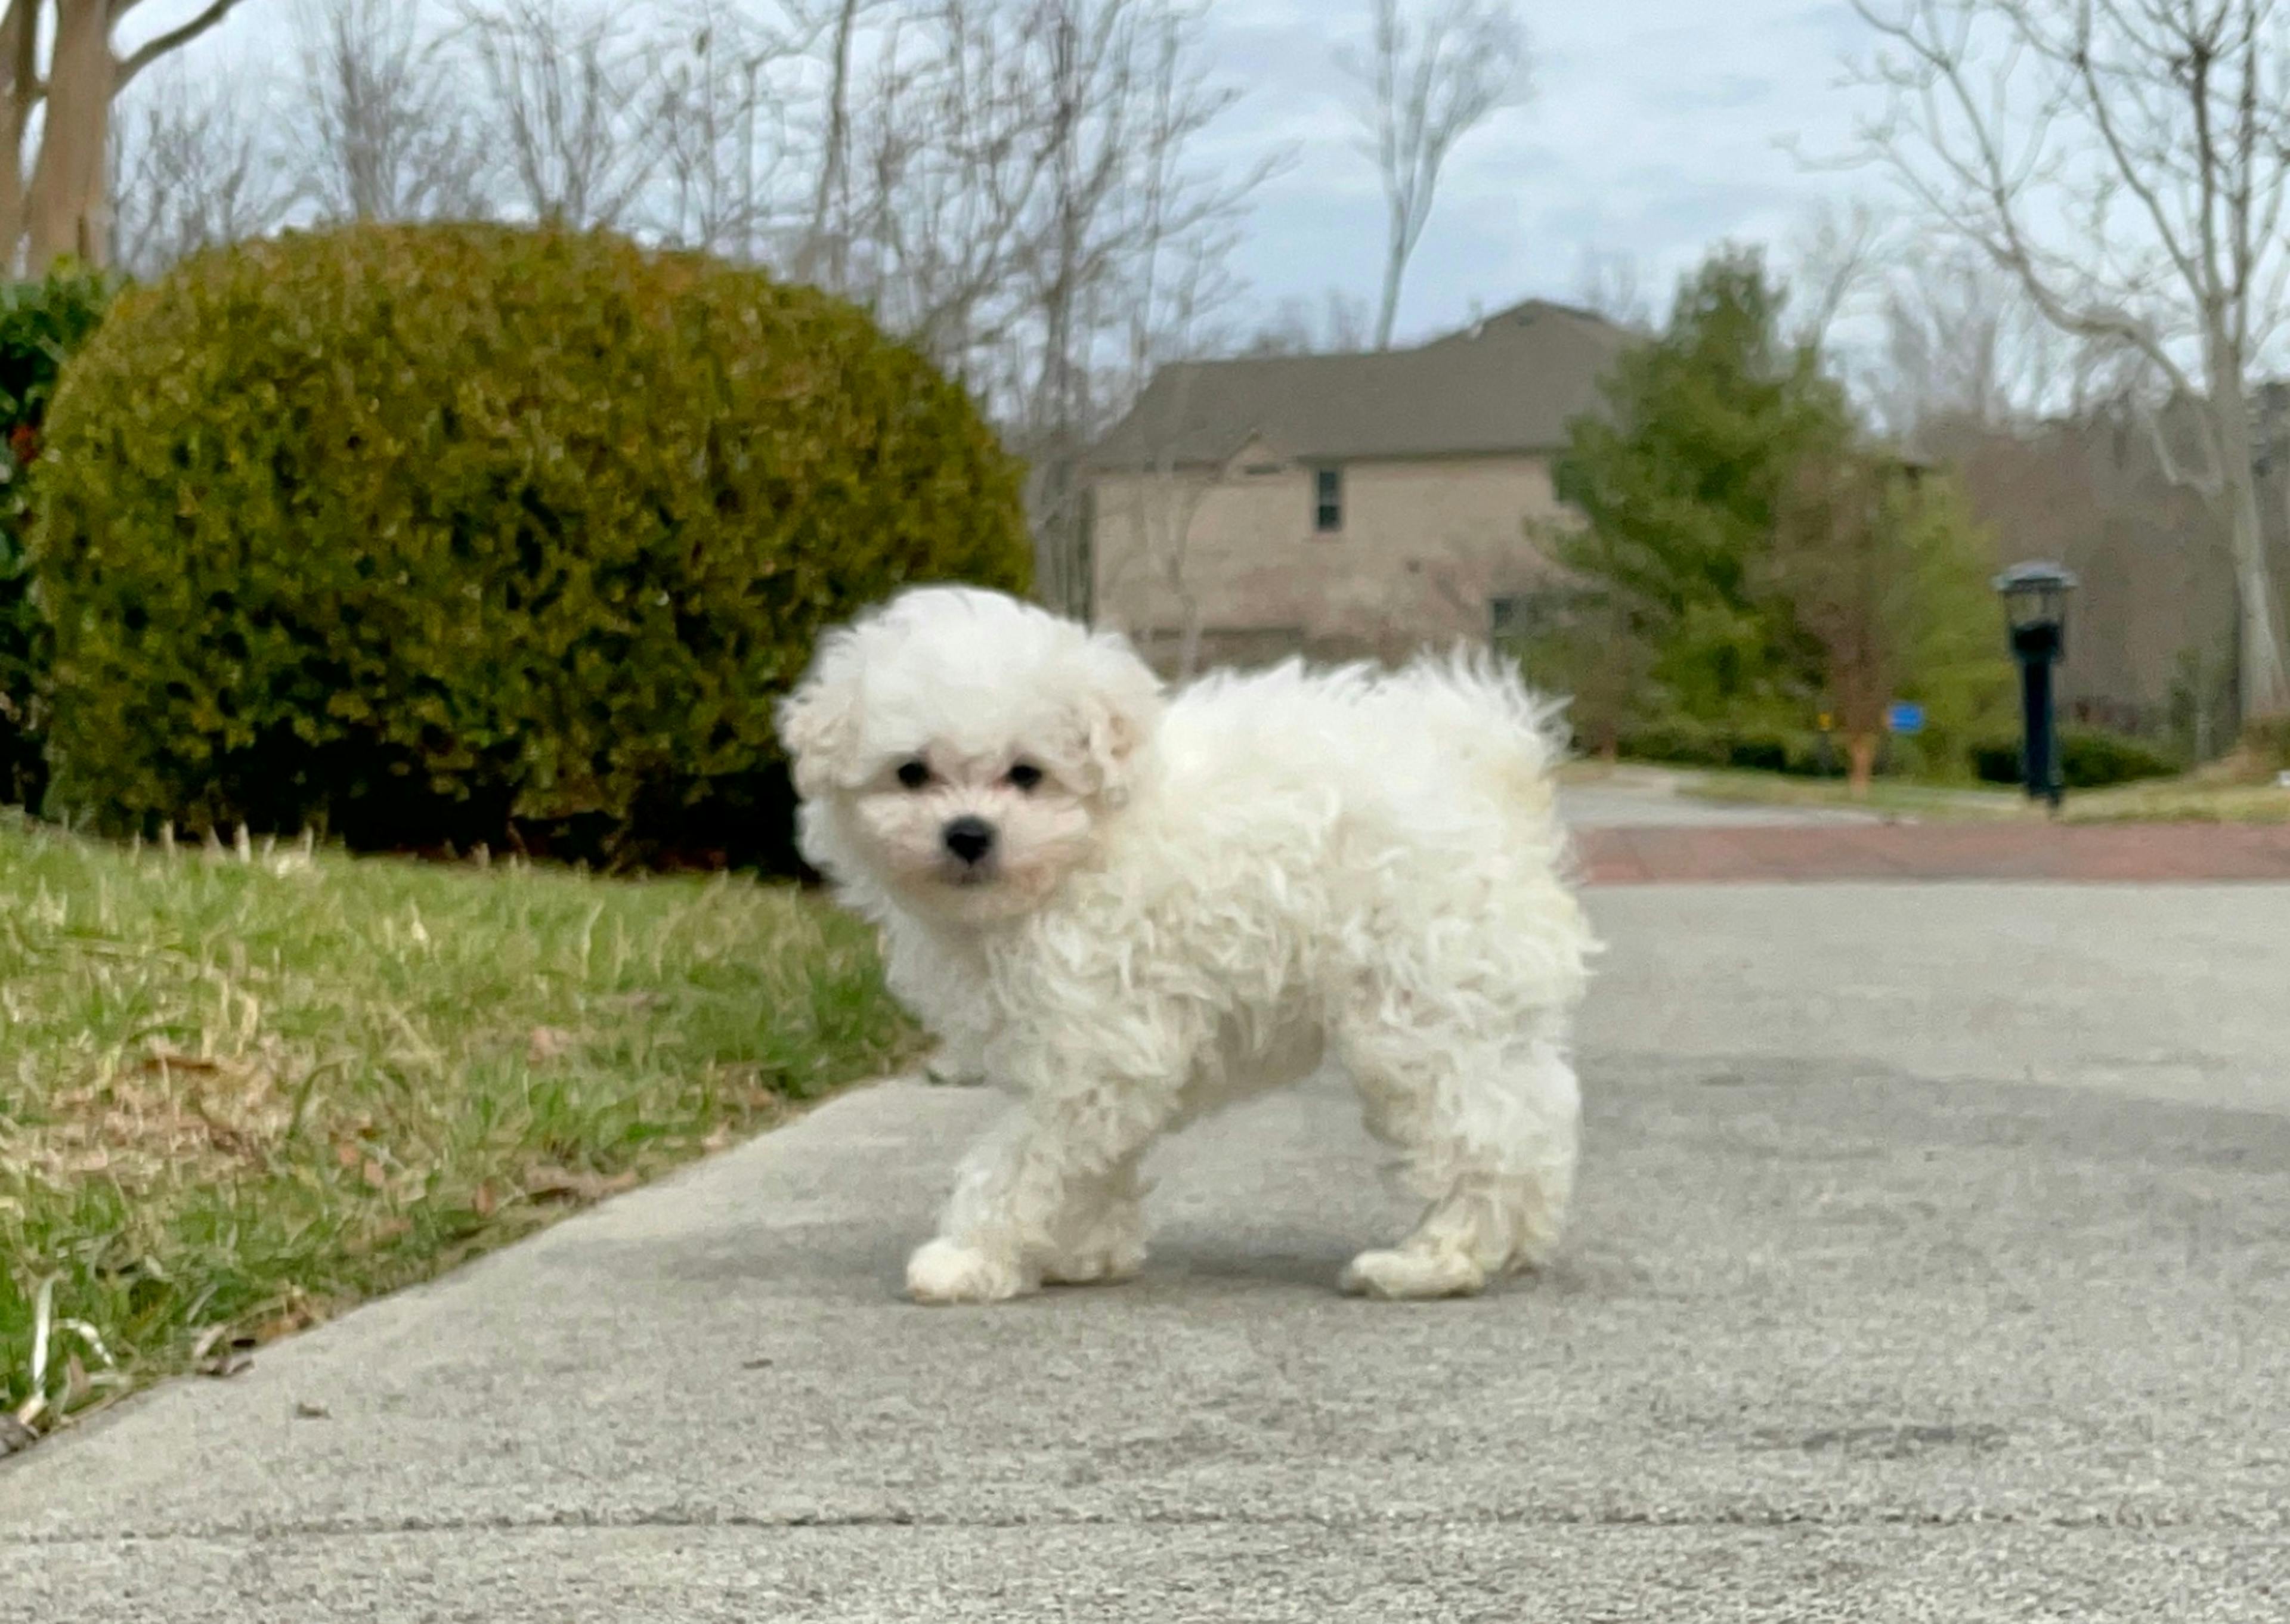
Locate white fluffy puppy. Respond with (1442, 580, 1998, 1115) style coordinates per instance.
(777, 586, 1595, 1303)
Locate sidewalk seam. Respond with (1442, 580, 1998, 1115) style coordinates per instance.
(5, 1506, 2279, 1544)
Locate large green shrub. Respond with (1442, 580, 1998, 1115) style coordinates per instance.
(33, 224, 1028, 866)
(0, 263, 114, 808)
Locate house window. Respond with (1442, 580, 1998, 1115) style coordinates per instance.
(1488, 594, 1536, 644)
(1313, 466, 1343, 534)
(1490, 587, 1585, 648)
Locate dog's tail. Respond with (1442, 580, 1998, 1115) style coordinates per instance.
(1392, 646, 1571, 801)
(1394, 650, 1598, 949)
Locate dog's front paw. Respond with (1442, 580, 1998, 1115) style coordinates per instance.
(1040, 1236, 1146, 1287)
(906, 1238, 1027, 1305)
(1339, 1247, 1486, 1301)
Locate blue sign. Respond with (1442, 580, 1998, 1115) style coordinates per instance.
(1886, 701, 1926, 736)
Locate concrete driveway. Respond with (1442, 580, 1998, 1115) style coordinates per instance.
(3, 790, 2285, 1622)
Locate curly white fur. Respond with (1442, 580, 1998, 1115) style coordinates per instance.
(778, 586, 1596, 1303)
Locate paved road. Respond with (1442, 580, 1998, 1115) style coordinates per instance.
(4, 800, 2286, 1620)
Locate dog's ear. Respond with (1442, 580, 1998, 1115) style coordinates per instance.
(776, 632, 863, 800)
(1074, 631, 1163, 805)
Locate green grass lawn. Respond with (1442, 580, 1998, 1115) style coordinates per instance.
(2054, 777, 2290, 823)
(1, 814, 915, 1446)
(1655, 767, 2027, 821)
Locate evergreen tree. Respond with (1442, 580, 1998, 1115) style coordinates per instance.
(1555, 247, 1846, 726)
(1548, 245, 2010, 785)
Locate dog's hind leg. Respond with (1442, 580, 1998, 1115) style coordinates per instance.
(1335, 1015, 1580, 1300)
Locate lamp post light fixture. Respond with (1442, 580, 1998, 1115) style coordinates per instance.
(1993, 560, 2079, 811)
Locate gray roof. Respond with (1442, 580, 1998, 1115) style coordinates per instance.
(1087, 300, 1633, 470)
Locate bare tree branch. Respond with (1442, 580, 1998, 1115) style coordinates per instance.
(830, 1, 1060, 357)
(1862, 243, 2100, 431)
(293, 0, 493, 223)
(1571, 247, 1652, 333)
(1844, 0, 2290, 718)
(118, 0, 252, 90)
(451, 0, 663, 230)
(1240, 287, 1375, 354)
(110, 58, 292, 276)
(1787, 196, 1891, 352)
(785, 0, 882, 285)
(1339, 0, 1530, 349)
(989, 0, 1270, 618)
(641, 0, 796, 258)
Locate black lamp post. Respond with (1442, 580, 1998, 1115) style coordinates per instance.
(1993, 561, 2078, 811)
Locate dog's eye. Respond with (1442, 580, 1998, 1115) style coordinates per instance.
(1006, 762, 1044, 792)
(896, 760, 932, 790)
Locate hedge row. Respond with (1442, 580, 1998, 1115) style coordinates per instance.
(1614, 717, 1829, 777)
(0, 264, 113, 810)
(1968, 727, 2184, 791)
(1614, 715, 2185, 789)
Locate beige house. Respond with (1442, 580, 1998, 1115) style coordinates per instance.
(1085, 300, 1632, 672)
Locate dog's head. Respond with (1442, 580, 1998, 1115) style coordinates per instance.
(777, 586, 1163, 924)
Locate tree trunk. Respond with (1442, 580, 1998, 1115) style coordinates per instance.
(1373, 229, 1405, 351)
(0, 0, 36, 273)
(1031, 8, 1088, 621)
(2211, 368, 2290, 721)
(2227, 485, 2290, 722)
(1846, 732, 1879, 798)
(25, 0, 116, 272)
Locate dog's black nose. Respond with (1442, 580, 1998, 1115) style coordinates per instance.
(942, 816, 996, 864)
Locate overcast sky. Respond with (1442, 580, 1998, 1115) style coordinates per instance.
(1198, 0, 1881, 339)
(151, 0, 1889, 345)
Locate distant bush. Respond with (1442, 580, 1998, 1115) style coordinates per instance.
(1969, 739, 2018, 786)
(33, 223, 1029, 867)
(1611, 716, 1729, 770)
(0, 263, 113, 808)
(2059, 729, 2183, 789)
(1971, 727, 2183, 791)
(2243, 714, 2290, 771)
(1616, 715, 1829, 777)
